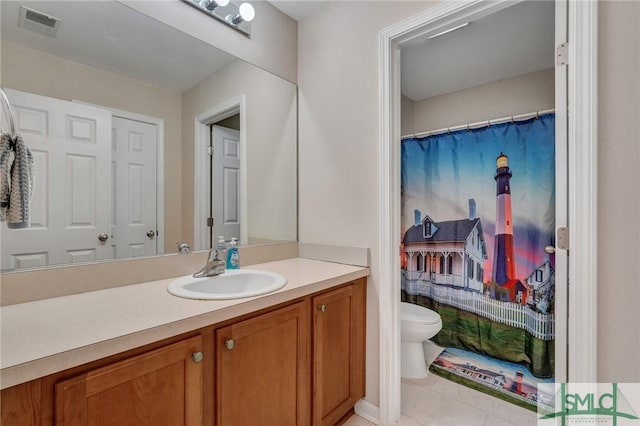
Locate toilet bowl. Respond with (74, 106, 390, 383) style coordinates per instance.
(400, 302, 442, 379)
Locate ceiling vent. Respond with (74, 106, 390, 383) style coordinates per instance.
(18, 6, 61, 37)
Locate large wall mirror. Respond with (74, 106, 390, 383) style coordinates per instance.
(0, 1, 297, 271)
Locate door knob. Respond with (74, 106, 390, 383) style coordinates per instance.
(192, 352, 204, 363)
(98, 233, 109, 242)
(225, 339, 235, 350)
(318, 304, 327, 313)
(147, 230, 156, 238)
(544, 246, 555, 254)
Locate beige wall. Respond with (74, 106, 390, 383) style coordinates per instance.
(401, 95, 414, 136)
(181, 59, 297, 246)
(402, 68, 555, 135)
(298, 0, 640, 407)
(123, 0, 298, 83)
(597, 1, 640, 382)
(298, 1, 437, 406)
(0, 41, 183, 253)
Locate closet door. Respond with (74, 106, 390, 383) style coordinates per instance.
(111, 116, 158, 259)
(1, 89, 111, 269)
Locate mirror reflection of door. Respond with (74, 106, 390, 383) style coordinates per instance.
(1, 89, 111, 269)
(111, 117, 158, 259)
(210, 121, 240, 247)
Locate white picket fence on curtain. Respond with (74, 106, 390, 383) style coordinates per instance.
(405, 279, 555, 340)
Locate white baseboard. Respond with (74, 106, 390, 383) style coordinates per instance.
(354, 399, 380, 424)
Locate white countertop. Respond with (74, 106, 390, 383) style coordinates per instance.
(0, 258, 368, 389)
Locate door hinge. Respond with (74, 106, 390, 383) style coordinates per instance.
(207, 217, 214, 227)
(557, 226, 569, 250)
(556, 42, 568, 66)
(207, 146, 214, 156)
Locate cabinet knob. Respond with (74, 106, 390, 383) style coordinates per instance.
(225, 339, 235, 350)
(318, 304, 327, 313)
(192, 351, 204, 363)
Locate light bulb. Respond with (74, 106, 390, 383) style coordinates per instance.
(200, 0, 229, 11)
(238, 3, 255, 22)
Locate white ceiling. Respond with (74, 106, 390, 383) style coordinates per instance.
(0, 1, 236, 92)
(401, 1, 555, 101)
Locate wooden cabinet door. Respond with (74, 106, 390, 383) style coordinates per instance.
(215, 301, 310, 426)
(55, 335, 203, 426)
(313, 280, 366, 426)
(1, 380, 41, 426)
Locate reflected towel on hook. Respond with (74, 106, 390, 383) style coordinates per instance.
(0, 133, 34, 228)
(0, 133, 13, 214)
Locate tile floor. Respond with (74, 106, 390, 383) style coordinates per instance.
(346, 341, 538, 426)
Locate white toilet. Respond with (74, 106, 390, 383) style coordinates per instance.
(400, 302, 443, 379)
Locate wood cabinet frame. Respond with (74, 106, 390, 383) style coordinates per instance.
(1, 278, 366, 426)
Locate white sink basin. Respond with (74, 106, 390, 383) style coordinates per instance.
(167, 269, 287, 300)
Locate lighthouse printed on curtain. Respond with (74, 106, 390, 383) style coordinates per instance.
(493, 153, 516, 286)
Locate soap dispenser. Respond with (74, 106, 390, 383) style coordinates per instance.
(226, 238, 239, 269)
(216, 236, 227, 255)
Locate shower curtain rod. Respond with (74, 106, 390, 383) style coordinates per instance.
(401, 108, 555, 140)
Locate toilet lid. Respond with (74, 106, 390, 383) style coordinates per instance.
(400, 302, 441, 325)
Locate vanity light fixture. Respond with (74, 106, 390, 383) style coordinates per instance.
(427, 22, 470, 40)
(182, 0, 254, 37)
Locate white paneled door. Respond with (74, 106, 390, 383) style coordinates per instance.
(1, 89, 111, 269)
(212, 125, 240, 242)
(111, 117, 158, 258)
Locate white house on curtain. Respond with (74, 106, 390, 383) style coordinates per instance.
(402, 200, 487, 293)
(525, 256, 555, 314)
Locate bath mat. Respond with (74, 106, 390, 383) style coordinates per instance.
(429, 347, 555, 412)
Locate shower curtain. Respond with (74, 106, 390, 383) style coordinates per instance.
(400, 114, 555, 379)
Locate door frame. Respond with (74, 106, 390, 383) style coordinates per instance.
(73, 101, 165, 255)
(375, 1, 598, 424)
(193, 95, 247, 250)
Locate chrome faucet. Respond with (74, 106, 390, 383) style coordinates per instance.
(193, 248, 226, 278)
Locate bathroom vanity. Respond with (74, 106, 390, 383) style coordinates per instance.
(1, 258, 368, 426)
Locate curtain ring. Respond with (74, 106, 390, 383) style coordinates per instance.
(466, 124, 470, 132)
(535, 111, 540, 119)
(511, 115, 515, 124)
